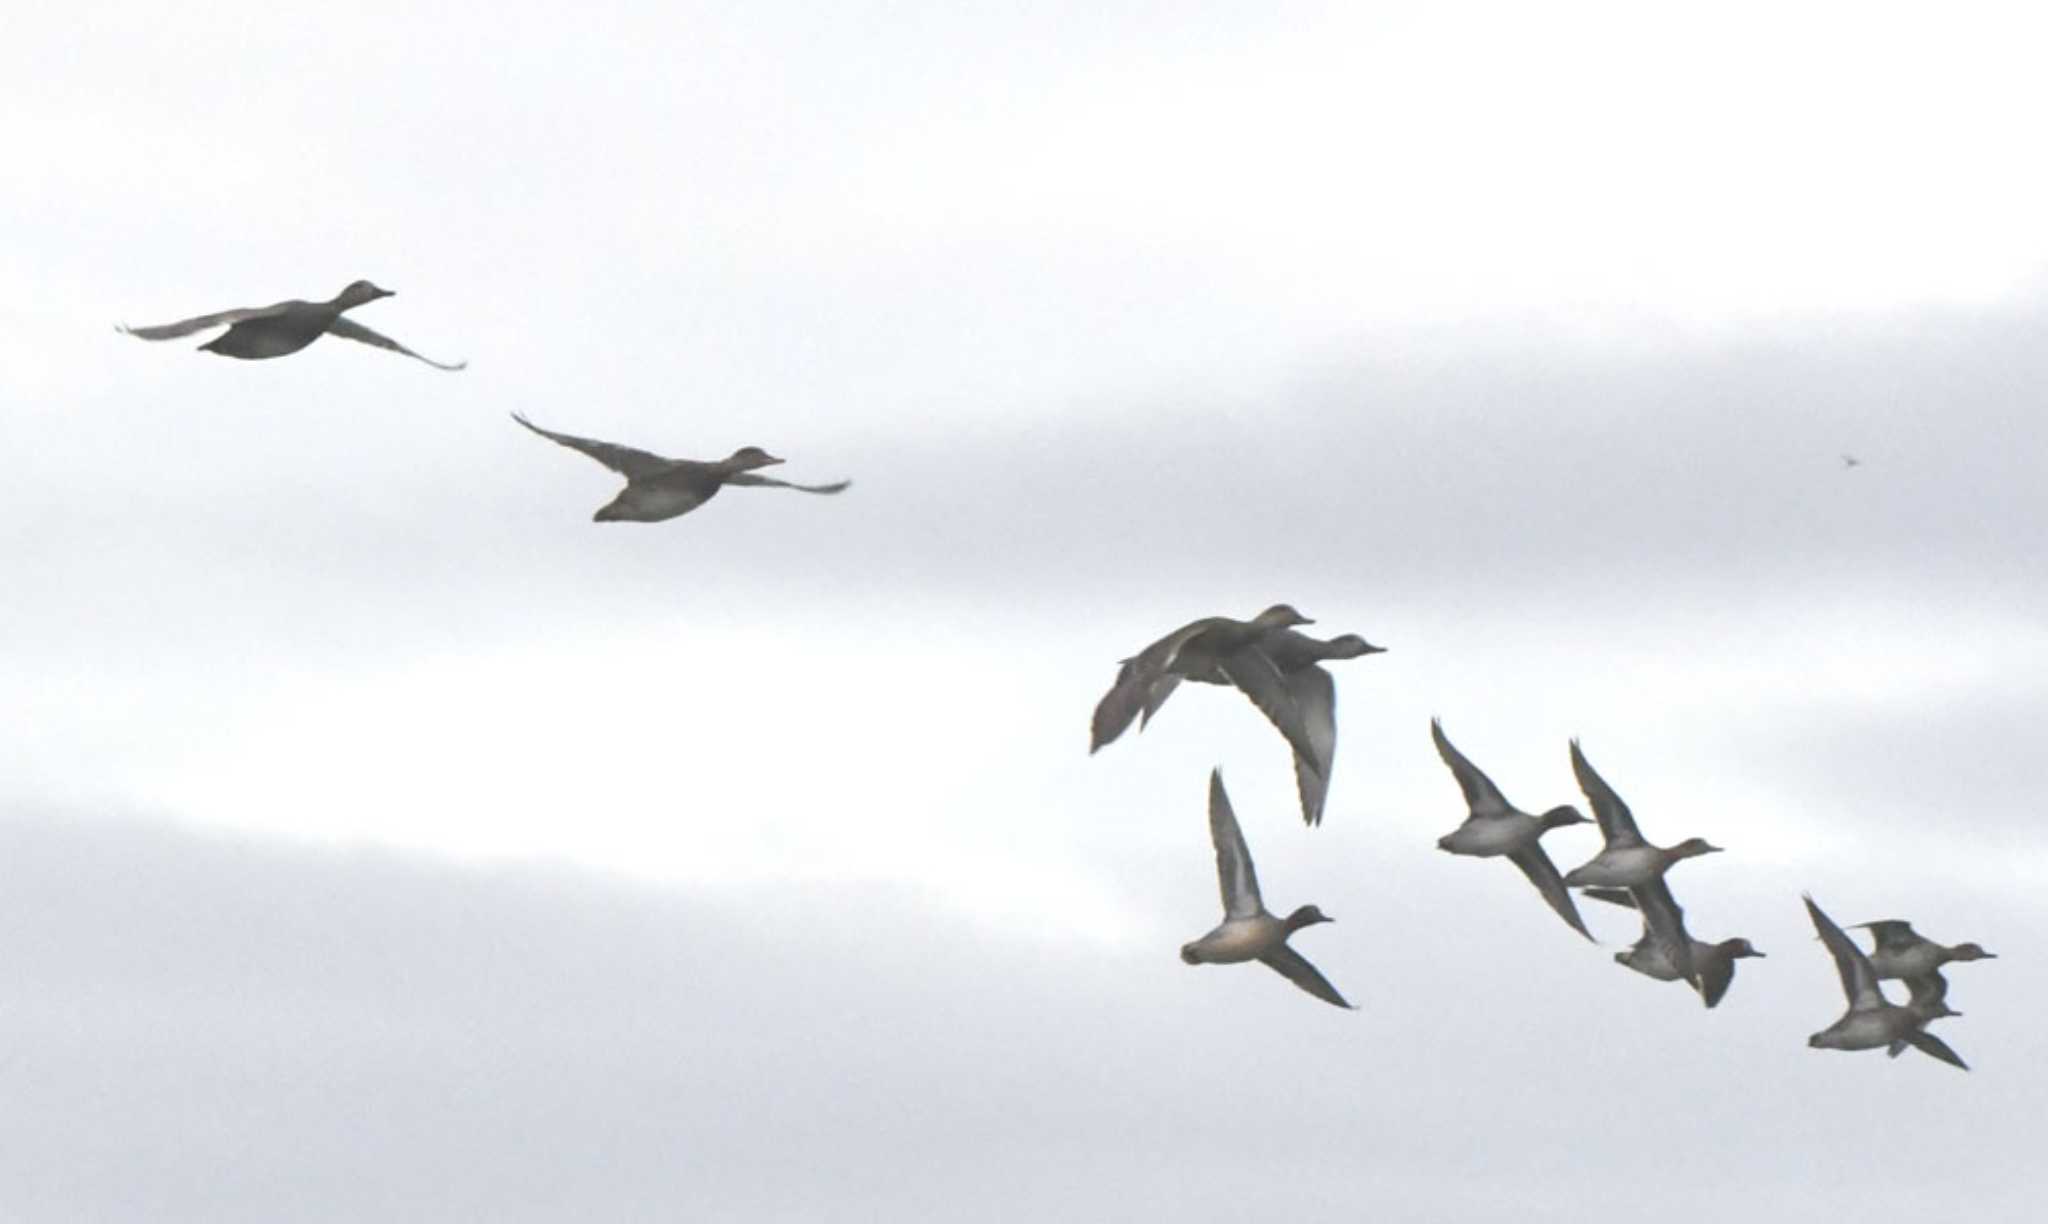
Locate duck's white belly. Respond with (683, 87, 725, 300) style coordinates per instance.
(1570, 846, 1665, 887)
(1186, 918, 1281, 964)
(1441, 814, 1534, 857)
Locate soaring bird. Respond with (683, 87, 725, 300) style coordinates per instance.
(512, 413, 850, 523)
(1428, 720, 1592, 939)
(1179, 770, 1352, 1009)
(118, 280, 465, 370)
(1803, 894, 1967, 1071)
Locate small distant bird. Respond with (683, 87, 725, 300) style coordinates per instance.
(512, 413, 850, 523)
(1179, 770, 1352, 1009)
(1850, 919, 1996, 981)
(1428, 720, 1592, 940)
(1175, 629, 1386, 826)
(1089, 605, 1321, 768)
(1841, 454, 1862, 469)
(1582, 888, 1764, 1007)
(118, 280, 465, 370)
(1803, 894, 1967, 1070)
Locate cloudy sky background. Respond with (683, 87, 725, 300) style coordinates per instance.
(4, 3, 2044, 1219)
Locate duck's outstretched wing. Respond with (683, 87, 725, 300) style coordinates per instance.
(1570, 740, 1645, 849)
(1849, 919, 1920, 955)
(724, 472, 852, 494)
(1633, 878, 1697, 987)
(328, 316, 466, 370)
(1257, 945, 1354, 1009)
(1900, 1028, 1969, 1071)
(1090, 658, 1149, 753)
(1207, 770, 1263, 920)
(510, 413, 675, 479)
(1806, 894, 1883, 1011)
(1137, 674, 1181, 731)
(118, 303, 279, 340)
(1218, 647, 1319, 765)
(1430, 719, 1511, 817)
(1698, 948, 1738, 1009)
(1285, 665, 1338, 826)
(1507, 844, 1593, 940)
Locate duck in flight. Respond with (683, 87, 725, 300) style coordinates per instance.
(1561, 741, 1721, 892)
(512, 413, 851, 523)
(1803, 894, 1967, 1070)
(118, 280, 465, 370)
(1581, 887, 1764, 1006)
(1850, 919, 1996, 981)
(1179, 770, 1352, 1009)
(1090, 605, 1322, 775)
(1428, 720, 1592, 940)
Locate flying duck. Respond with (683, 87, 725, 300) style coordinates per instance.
(1850, 919, 1996, 981)
(118, 280, 465, 370)
(1582, 887, 1763, 1006)
(1089, 605, 1321, 768)
(512, 413, 850, 523)
(1180, 770, 1352, 1009)
(1561, 741, 1722, 891)
(1804, 894, 1967, 1071)
(1428, 719, 1592, 940)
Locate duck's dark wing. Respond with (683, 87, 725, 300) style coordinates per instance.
(1257, 945, 1353, 1009)
(724, 472, 851, 494)
(1698, 948, 1737, 1009)
(1431, 720, 1512, 817)
(1137, 674, 1181, 730)
(1285, 665, 1337, 826)
(1633, 878, 1697, 987)
(118, 302, 282, 340)
(1570, 740, 1645, 849)
(1806, 894, 1883, 1011)
(1900, 1028, 1969, 1071)
(1507, 845, 1592, 940)
(1090, 659, 1149, 753)
(1903, 971, 1956, 1015)
(328, 316, 466, 371)
(1218, 647, 1320, 765)
(1207, 770, 1262, 920)
(511, 413, 676, 479)
(1850, 919, 1920, 954)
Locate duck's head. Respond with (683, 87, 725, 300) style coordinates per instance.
(1951, 942, 1996, 961)
(1252, 604, 1313, 629)
(593, 498, 630, 523)
(1178, 942, 1204, 965)
(335, 280, 394, 307)
(1723, 938, 1766, 959)
(1672, 837, 1723, 860)
(725, 446, 785, 470)
(1284, 904, 1333, 931)
(1323, 633, 1387, 659)
(1539, 804, 1590, 831)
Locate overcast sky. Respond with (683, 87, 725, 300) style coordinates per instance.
(4, 3, 2044, 1220)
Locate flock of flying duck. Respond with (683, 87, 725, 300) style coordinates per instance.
(1090, 603, 1997, 1071)
(120, 281, 1996, 1070)
(117, 282, 853, 520)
